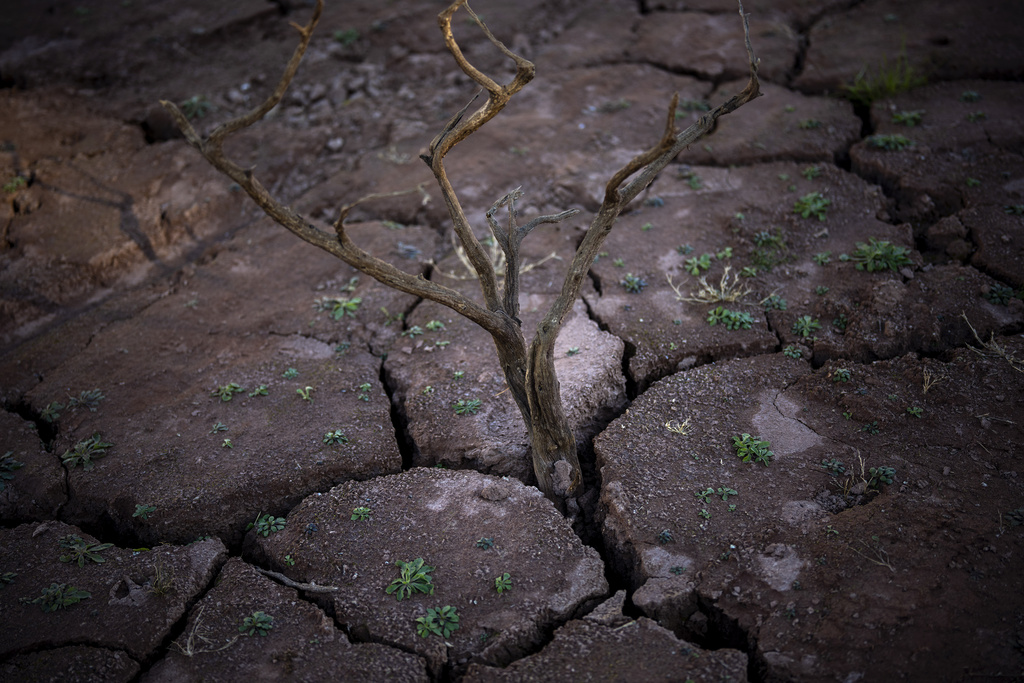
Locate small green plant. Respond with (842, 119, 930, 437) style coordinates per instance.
(793, 192, 830, 221)
(61, 434, 113, 470)
(494, 573, 513, 594)
(59, 534, 114, 567)
(613, 258, 625, 267)
(211, 383, 244, 402)
(250, 513, 286, 537)
(1, 571, 16, 586)
(453, 399, 482, 415)
(23, 583, 91, 612)
(733, 433, 774, 465)
(239, 611, 274, 636)
(812, 251, 831, 265)
(324, 430, 348, 445)
(133, 504, 157, 520)
(41, 401, 63, 423)
(641, 222, 653, 232)
(815, 286, 829, 296)
(452, 370, 465, 380)
(844, 52, 926, 106)
(716, 246, 733, 260)
(3, 175, 26, 193)
(792, 316, 821, 338)
(843, 411, 853, 420)
(983, 283, 1015, 306)
(695, 487, 713, 502)
(1006, 508, 1024, 526)
(783, 345, 802, 359)
(282, 367, 299, 379)
(248, 385, 268, 398)
(658, 529, 674, 544)
(867, 134, 913, 151)
(387, 558, 435, 601)
(965, 177, 981, 188)
(861, 421, 880, 435)
(892, 110, 923, 126)
(476, 537, 494, 550)
(687, 174, 702, 190)
(566, 346, 580, 356)
(351, 506, 371, 521)
(832, 368, 851, 383)
(677, 243, 694, 255)
(698, 508, 711, 520)
(283, 555, 296, 566)
(669, 566, 686, 575)
(717, 487, 738, 501)
(210, 422, 228, 433)
(906, 406, 923, 418)
(843, 238, 912, 272)
(222, 438, 233, 449)
(706, 307, 754, 330)
(0, 452, 24, 492)
(425, 320, 446, 331)
(402, 325, 424, 338)
(762, 294, 787, 311)
(833, 314, 849, 332)
(867, 466, 896, 490)
(297, 386, 314, 402)
(821, 458, 846, 476)
(684, 253, 713, 275)
(333, 28, 360, 46)
(416, 605, 459, 638)
(179, 95, 213, 120)
(798, 118, 822, 129)
(621, 273, 648, 293)
(960, 90, 981, 103)
(314, 296, 362, 320)
(1004, 204, 1024, 216)
(68, 388, 105, 411)
(358, 383, 372, 401)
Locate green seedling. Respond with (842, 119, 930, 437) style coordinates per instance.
(833, 314, 849, 332)
(965, 177, 981, 188)
(282, 367, 299, 379)
(706, 307, 754, 330)
(494, 573, 513, 594)
(684, 253, 713, 275)
(68, 388, 105, 411)
(453, 370, 465, 380)
(211, 383, 244, 402)
(983, 283, 1015, 306)
(842, 238, 912, 272)
(133, 504, 157, 520)
(792, 315, 821, 338)
(613, 258, 625, 267)
(3, 175, 26, 193)
(621, 273, 647, 293)
(179, 95, 213, 120)
(422, 385, 434, 395)
(960, 90, 981, 102)
(324, 430, 348, 445)
(861, 421, 880, 435)
(453, 399, 482, 415)
(249, 513, 286, 537)
(733, 433, 774, 465)
(821, 458, 846, 476)
(1006, 508, 1024, 527)
(740, 266, 758, 277)
(221, 439, 233, 449)
(210, 422, 228, 433)
(425, 320, 446, 331)
(566, 347, 580, 356)
(314, 296, 362, 320)
(1, 571, 16, 586)
(843, 411, 853, 420)
(716, 246, 733, 259)
(41, 401, 63, 423)
(695, 487, 714, 502)
(892, 110, 923, 126)
(644, 196, 665, 207)
(23, 583, 91, 612)
(815, 286, 829, 296)
(867, 134, 913, 151)
(762, 294, 787, 311)
(669, 566, 686, 575)
(59, 534, 114, 567)
(239, 611, 274, 636)
(658, 529, 674, 544)
(351, 506, 371, 521)
(698, 509, 711, 520)
(247, 385, 268, 397)
(358, 383, 372, 401)
(813, 252, 831, 265)
(416, 605, 459, 638)
(906, 406, 923, 418)
(297, 386, 314, 402)
(967, 111, 986, 122)
(402, 325, 424, 338)
(783, 345, 802, 359)
(677, 243, 694, 255)
(867, 466, 896, 490)
(283, 555, 296, 566)
(717, 487, 737, 501)
(844, 52, 926, 106)
(333, 28, 359, 46)
(1004, 205, 1024, 216)
(0, 452, 24, 492)
(62, 434, 113, 470)
(387, 558, 434, 601)
(793, 192, 830, 221)
(476, 537, 495, 550)
(798, 119, 822, 129)
(832, 368, 851, 383)
(641, 222, 653, 232)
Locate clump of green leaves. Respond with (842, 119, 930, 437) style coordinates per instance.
(892, 110, 923, 126)
(68, 388, 105, 411)
(658, 529, 674, 544)
(1004, 204, 1024, 216)
(0, 452, 24, 492)
(296, 386, 314, 402)
(23, 583, 91, 612)
(133, 504, 157, 520)
(179, 95, 213, 120)
(282, 367, 299, 379)
(324, 430, 348, 445)
(59, 534, 114, 567)
(906, 406, 923, 418)
(684, 253, 713, 275)
(793, 192, 831, 221)
(842, 238, 912, 272)
(802, 165, 822, 180)
(416, 605, 459, 638)
(453, 399, 482, 415)
(476, 537, 494, 550)
(821, 458, 846, 476)
(494, 573, 513, 594)
(813, 252, 831, 265)
(783, 345, 802, 359)
(3, 175, 26, 193)
(867, 465, 895, 490)
(621, 273, 648, 293)
(387, 558, 434, 601)
(249, 513, 286, 537)
(843, 53, 926, 106)
(211, 383, 244, 402)
(791, 315, 821, 338)
(1, 571, 16, 586)
(41, 401, 63, 423)
(333, 28, 360, 46)
(61, 434, 113, 470)
(239, 611, 274, 636)
(833, 314, 849, 332)
(983, 283, 1015, 306)
(351, 506, 371, 521)
(402, 326, 424, 338)
(314, 296, 362, 320)
(861, 421, 880, 435)
(762, 294, 787, 311)
(867, 134, 913, 151)
(832, 368, 852, 383)
(706, 307, 754, 330)
(798, 119, 822, 129)
(733, 433, 774, 465)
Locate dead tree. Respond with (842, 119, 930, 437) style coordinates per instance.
(161, 0, 761, 511)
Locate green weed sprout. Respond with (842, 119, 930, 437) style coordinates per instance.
(476, 537, 495, 550)
(841, 238, 912, 272)
(453, 399, 482, 415)
(867, 134, 913, 151)
(867, 466, 895, 490)
(239, 611, 274, 636)
(416, 605, 459, 638)
(791, 315, 821, 338)
(23, 583, 91, 612)
(387, 558, 434, 601)
(706, 307, 753, 330)
(733, 433, 774, 465)
(68, 388, 105, 411)
(133, 504, 157, 520)
(351, 506, 371, 521)
(249, 513, 286, 537)
(211, 383, 244, 402)
(621, 273, 648, 293)
(59, 534, 114, 567)
(793, 192, 831, 221)
(0, 452, 24, 492)
(494, 573, 513, 594)
(61, 434, 113, 470)
(324, 430, 348, 445)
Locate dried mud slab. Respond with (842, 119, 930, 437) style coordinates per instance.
(463, 592, 747, 682)
(144, 557, 427, 682)
(595, 344, 1024, 681)
(1, 646, 140, 683)
(0, 409, 63, 523)
(0, 521, 226, 661)
(247, 468, 608, 677)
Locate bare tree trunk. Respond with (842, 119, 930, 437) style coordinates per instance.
(160, 0, 761, 511)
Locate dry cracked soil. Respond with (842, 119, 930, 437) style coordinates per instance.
(1, 1, 1023, 682)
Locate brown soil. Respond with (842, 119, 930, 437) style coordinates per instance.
(1, 1, 1023, 681)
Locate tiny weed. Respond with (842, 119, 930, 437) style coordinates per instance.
(983, 283, 1015, 306)
(133, 504, 157, 520)
(333, 28, 360, 46)
(867, 134, 913, 151)
(283, 555, 296, 567)
(3, 175, 26, 193)
(0, 452, 24, 492)
(425, 320, 446, 331)
(566, 347, 580, 356)
(613, 258, 625, 267)
(867, 466, 896, 489)
(68, 388, 105, 411)
(815, 286, 830, 295)
(695, 487, 714, 502)
(221, 439, 233, 449)
(239, 611, 274, 636)
(833, 314, 849, 332)
(798, 119, 822, 129)
(762, 294, 787, 311)
(494, 573, 513, 594)
(323, 430, 348, 445)
(677, 243, 694, 255)
(832, 368, 852, 383)
(644, 196, 664, 208)
(1006, 508, 1024, 526)
(960, 90, 981, 102)
(351, 506, 371, 521)
(41, 401, 63, 423)
(314, 296, 362, 320)
(658, 529, 674, 544)
(453, 370, 465, 380)
(621, 273, 648, 293)
(179, 95, 213, 120)
(684, 253, 713, 275)
(416, 605, 459, 638)
(717, 487, 738, 501)
(706, 307, 754, 331)
(211, 383, 244, 402)
(861, 421, 880, 435)
(733, 433, 774, 465)
(282, 367, 299, 379)
(210, 422, 227, 433)
(22, 583, 91, 612)
(698, 509, 711, 520)
(402, 326, 424, 338)
(844, 52, 926, 106)
(716, 246, 733, 260)
(792, 315, 821, 338)
(641, 222, 653, 232)
(783, 345, 802, 359)
(249, 513, 286, 537)
(453, 398, 482, 415)
(387, 558, 434, 601)
(821, 458, 846, 476)
(793, 192, 831, 221)
(843, 238, 912, 272)
(59, 534, 114, 567)
(967, 111, 987, 122)
(247, 385, 268, 398)
(62, 434, 113, 470)
(476, 537, 495, 550)
(892, 110, 923, 126)
(358, 383, 372, 401)
(297, 386, 314, 402)
(813, 252, 831, 265)
(906, 406, 923, 418)
(966, 177, 981, 188)
(1004, 205, 1024, 216)
(669, 566, 686, 575)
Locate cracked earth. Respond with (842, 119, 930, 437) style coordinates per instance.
(1, 0, 1023, 681)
